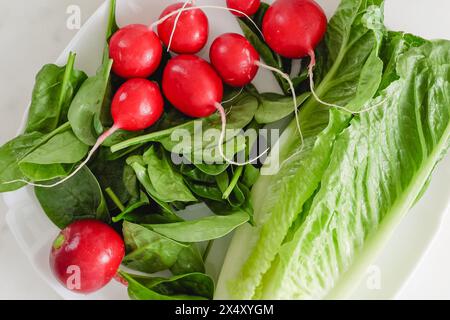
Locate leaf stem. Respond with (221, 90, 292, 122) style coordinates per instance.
(105, 187, 125, 211)
(222, 166, 244, 200)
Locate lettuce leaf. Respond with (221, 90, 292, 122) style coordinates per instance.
(257, 40, 450, 299)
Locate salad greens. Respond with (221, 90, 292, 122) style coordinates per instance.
(216, 0, 450, 300)
(0, 0, 448, 301)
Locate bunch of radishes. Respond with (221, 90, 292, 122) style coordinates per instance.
(50, 0, 327, 295)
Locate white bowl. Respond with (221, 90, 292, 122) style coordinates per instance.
(2, 0, 450, 300)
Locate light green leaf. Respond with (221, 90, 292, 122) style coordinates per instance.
(145, 211, 249, 242)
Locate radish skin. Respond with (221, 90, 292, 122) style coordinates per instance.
(157, 2, 209, 54)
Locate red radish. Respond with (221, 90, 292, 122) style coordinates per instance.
(151, 4, 264, 47)
(209, 33, 303, 152)
(162, 55, 223, 118)
(210, 33, 260, 87)
(109, 24, 163, 78)
(111, 78, 164, 131)
(13, 78, 164, 188)
(50, 220, 125, 294)
(262, 0, 327, 59)
(226, 0, 261, 17)
(162, 54, 268, 165)
(157, 2, 209, 54)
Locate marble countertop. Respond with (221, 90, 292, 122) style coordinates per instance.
(0, 0, 449, 300)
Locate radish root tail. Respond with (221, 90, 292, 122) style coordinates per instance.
(2, 126, 119, 188)
(167, 0, 193, 52)
(215, 102, 268, 166)
(256, 61, 304, 152)
(308, 50, 386, 114)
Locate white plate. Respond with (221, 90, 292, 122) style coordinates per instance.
(2, 0, 450, 300)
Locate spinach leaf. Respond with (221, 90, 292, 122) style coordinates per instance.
(122, 221, 187, 273)
(68, 58, 114, 146)
(18, 130, 88, 182)
(120, 272, 212, 300)
(194, 162, 229, 176)
(35, 166, 109, 229)
(144, 211, 249, 242)
(25, 52, 87, 134)
(143, 146, 196, 203)
(185, 179, 223, 201)
(0, 132, 44, 192)
(255, 92, 310, 124)
(89, 149, 131, 209)
(242, 164, 260, 188)
(170, 244, 205, 275)
(112, 191, 149, 223)
(178, 164, 216, 184)
(127, 157, 182, 222)
(215, 171, 229, 194)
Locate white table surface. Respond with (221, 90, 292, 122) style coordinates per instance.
(0, 0, 449, 300)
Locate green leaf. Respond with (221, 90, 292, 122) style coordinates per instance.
(35, 166, 109, 229)
(89, 148, 132, 209)
(178, 164, 217, 184)
(112, 191, 149, 223)
(68, 58, 113, 146)
(170, 244, 205, 275)
(18, 129, 88, 182)
(25, 53, 87, 134)
(144, 211, 249, 242)
(0, 132, 44, 192)
(143, 146, 196, 203)
(256, 40, 450, 299)
(242, 164, 260, 188)
(255, 92, 310, 124)
(127, 158, 182, 222)
(185, 179, 224, 202)
(120, 272, 213, 300)
(122, 221, 187, 274)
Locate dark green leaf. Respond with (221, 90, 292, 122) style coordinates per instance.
(25, 53, 87, 134)
(120, 272, 212, 300)
(68, 58, 113, 146)
(35, 166, 109, 229)
(0, 132, 44, 192)
(122, 221, 187, 273)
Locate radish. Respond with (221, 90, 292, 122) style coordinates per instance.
(157, 2, 209, 54)
(50, 219, 125, 294)
(109, 24, 163, 78)
(151, 4, 265, 45)
(11, 78, 164, 188)
(162, 55, 223, 118)
(162, 54, 267, 165)
(209, 33, 260, 87)
(226, 0, 261, 17)
(262, 0, 330, 109)
(209, 33, 303, 150)
(262, 0, 327, 59)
